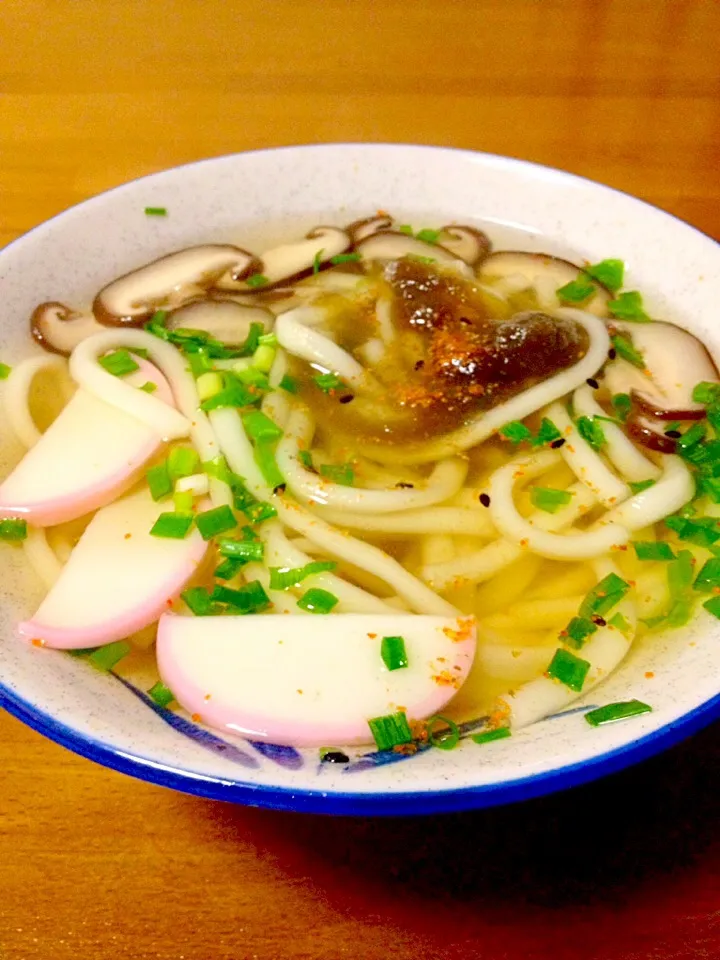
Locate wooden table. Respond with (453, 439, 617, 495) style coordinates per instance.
(1, 2, 719, 957)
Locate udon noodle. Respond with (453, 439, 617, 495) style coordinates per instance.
(2, 212, 718, 752)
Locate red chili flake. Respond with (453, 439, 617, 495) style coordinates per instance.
(191, 713, 202, 722)
(31, 638, 45, 648)
(367, 632, 377, 639)
(124, 533, 132, 540)
(644, 671, 655, 679)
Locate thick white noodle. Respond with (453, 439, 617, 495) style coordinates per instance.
(175, 473, 209, 496)
(277, 407, 467, 511)
(4, 354, 69, 448)
(422, 482, 597, 590)
(572, 384, 659, 483)
(70, 330, 230, 506)
(375, 296, 395, 343)
(602, 455, 694, 530)
(499, 559, 636, 728)
(488, 452, 629, 559)
(546, 401, 631, 507)
(23, 526, 63, 588)
(261, 522, 394, 613)
(359, 308, 611, 464)
(314, 505, 494, 537)
(274, 309, 369, 389)
(210, 407, 457, 615)
(242, 560, 312, 615)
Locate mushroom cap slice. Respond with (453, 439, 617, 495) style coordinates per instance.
(156, 613, 476, 746)
(346, 214, 395, 243)
(625, 408, 678, 454)
(18, 487, 208, 649)
(0, 361, 173, 526)
(94, 245, 258, 326)
(167, 299, 272, 346)
(31, 303, 107, 356)
(438, 225, 492, 266)
(355, 230, 462, 266)
(214, 226, 351, 292)
(478, 251, 611, 317)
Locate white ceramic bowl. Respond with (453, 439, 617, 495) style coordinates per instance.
(1, 145, 719, 815)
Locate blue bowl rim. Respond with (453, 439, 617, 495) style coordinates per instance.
(1, 143, 719, 815)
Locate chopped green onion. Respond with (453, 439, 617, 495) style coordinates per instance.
(531, 417, 562, 447)
(144, 207, 167, 216)
(585, 699, 652, 726)
(173, 490, 194, 513)
(218, 538, 264, 562)
(530, 486, 573, 513)
(472, 726, 512, 746)
(676, 422, 706, 458)
(319, 463, 354, 486)
(628, 478, 656, 495)
(253, 441, 285, 489)
(415, 228, 440, 244)
(641, 614, 667, 630)
(181, 586, 217, 616)
(298, 449, 314, 470)
(88, 640, 131, 671)
(668, 549, 695, 599)
(200, 382, 259, 411)
(579, 573, 630, 619)
(246, 274, 269, 289)
(633, 541, 676, 561)
(406, 254, 436, 265)
(608, 290, 650, 322)
(562, 616, 597, 649)
(380, 635, 408, 671)
(195, 505, 238, 540)
(702, 596, 720, 619)
(398, 224, 414, 236)
(611, 392, 632, 422)
(297, 587, 339, 614)
(196, 371, 224, 401)
(665, 515, 720, 548)
(426, 715, 459, 750)
(188, 349, 213, 377)
(269, 561, 337, 590)
(99, 349, 140, 377)
(692, 381, 720, 405)
(0, 518, 27, 541)
(238, 321, 265, 357)
(576, 415, 606, 450)
(148, 681, 174, 708)
(149, 512, 194, 539)
(202, 455, 237, 486)
(139, 381, 157, 393)
(611, 333, 645, 369)
(211, 580, 271, 613)
(556, 277, 596, 304)
(368, 711, 413, 751)
(312, 248, 324, 274)
(214, 556, 246, 580)
(233, 485, 277, 525)
(242, 410, 283, 442)
(608, 611, 632, 634)
(0, 362, 12, 380)
(168, 446, 200, 481)
(146, 462, 172, 501)
(586, 258, 624, 293)
(234, 366, 270, 390)
(693, 557, 720, 592)
(330, 252, 361, 265)
(546, 647, 591, 692)
(314, 372, 346, 394)
(499, 421, 533, 443)
(699, 476, 720, 503)
(279, 374, 298, 394)
(251, 344, 276, 374)
(258, 332, 277, 347)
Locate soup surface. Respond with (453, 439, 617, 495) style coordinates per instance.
(1, 212, 717, 754)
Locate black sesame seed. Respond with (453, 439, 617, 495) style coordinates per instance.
(414, 359, 425, 370)
(339, 394, 354, 404)
(608, 348, 617, 360)
(479, 493, 491, 507)
(586, 378, 600, 389)
(664, 429, 682, 439)
(321, 750, 349, 764)
(273, 483, 287, 495)
(550, 438, 566, 449)
(592, 616, 607, 627)
(396, 482, 415, 489)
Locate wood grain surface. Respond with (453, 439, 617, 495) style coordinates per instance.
(1, 2, 719, 958)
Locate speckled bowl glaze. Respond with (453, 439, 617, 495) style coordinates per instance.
(1, 145, 719, 815)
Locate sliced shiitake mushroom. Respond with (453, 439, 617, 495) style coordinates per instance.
(31, 302, 107, 356)
(610, 320, 719, 420)
(626, 407, 678, 454)
(167, 300, 272, 346)
(437, 225, 491, 266)
(355, 230, 463, 266)
(478, 251, 611, 317)
(346, 214, 394, 244)
(94, 245, 258, 326)
(214, 226, 351, 292)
